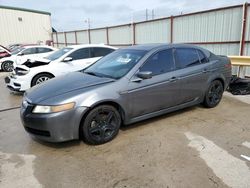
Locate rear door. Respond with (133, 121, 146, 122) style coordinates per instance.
(90, 47, 115, 64)
(174, 48, 210, 104)
(16, 47, 37, 65)
(65, 48, 92, 71)
(127, 48, 182, 118)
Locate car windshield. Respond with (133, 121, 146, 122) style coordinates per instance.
(46, 47, 73, 61)
(84, 49, 147, 79)
(11, 47, 24, 55)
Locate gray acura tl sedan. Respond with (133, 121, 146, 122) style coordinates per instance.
(21, 44, 232, 145)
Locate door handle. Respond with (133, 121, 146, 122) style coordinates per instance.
(169, 77, 178, 82)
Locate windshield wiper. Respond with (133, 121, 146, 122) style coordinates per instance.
(84, 71, 116, 79)
(84, 71, 101, 77)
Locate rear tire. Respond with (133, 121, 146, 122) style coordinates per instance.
(31, 73, 54, 87)
(203, 80, 224, 108)
(81, 105, 121, 145)
(1, 61, 14, 72)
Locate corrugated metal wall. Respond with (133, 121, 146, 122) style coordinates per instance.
(135, 19, 171, 44)
(108, 25, 132, 45)
(76, 31, 88, 44)
(0, 7, 52, 46)
(52, 3, 249, 77)
(173, 7, 242, 43)
(90, 29, 107, 44)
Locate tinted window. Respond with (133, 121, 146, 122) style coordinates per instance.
(37, 47, 53, 53)
(175, 48, 200, 68)
(140, 49, 175, 75)
(22, 48, 37, 55)
(91, 47, 114, 57)
(69, 48, 90, 60)
(197, 50, 208, 63)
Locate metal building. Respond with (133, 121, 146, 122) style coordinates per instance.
(0, 5, 52, 46)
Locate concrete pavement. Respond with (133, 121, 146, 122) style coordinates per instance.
(0, 72, 250, 188)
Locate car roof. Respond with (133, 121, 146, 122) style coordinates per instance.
(67, 44, 117, 50)
(122, 43, 210, 56)
(23, 45, 55, 49)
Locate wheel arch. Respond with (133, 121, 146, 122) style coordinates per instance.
(31, 72, 55, 87)
(78, 100, 126, 139)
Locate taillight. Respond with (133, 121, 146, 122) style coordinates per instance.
(225, 61, 232, 69)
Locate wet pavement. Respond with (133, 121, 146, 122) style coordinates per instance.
(0, 72, 250, 188)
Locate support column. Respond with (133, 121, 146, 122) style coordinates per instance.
(75, 31, 78, 44)
(106, 27, 109, 45)
(170, 16, 174, 43)
(64, 32, 67, 46)
(239, 3, 248, 77)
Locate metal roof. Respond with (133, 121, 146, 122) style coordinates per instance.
(0, 5, 51, 15)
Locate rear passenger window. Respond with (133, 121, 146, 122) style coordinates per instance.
(140, 49, 175, 76)
(91, 47, 114, 57)
(69, 48, 90, 60)
(197, 50, 208, 63)
(175, 48, 200, 68)
(37, 48, 53, 53)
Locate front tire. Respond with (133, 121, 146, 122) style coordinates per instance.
(81, 105, 121, 145)
(203, 80, 224, 108)
(31, 73, 54, 87)
(1, 61, 14, 72)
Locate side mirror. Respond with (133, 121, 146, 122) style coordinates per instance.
(17, 52, 24, 56)
(137, 71, 152, 79)
(63, 57, 73, 62)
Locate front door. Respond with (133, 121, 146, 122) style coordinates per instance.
(127, 48, 182, 118)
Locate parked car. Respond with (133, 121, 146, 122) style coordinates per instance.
(0, 45, 56, 72)
(5, 44, 117, 91)
(0, 45, 11, 59)
(20, 44, 232, 145)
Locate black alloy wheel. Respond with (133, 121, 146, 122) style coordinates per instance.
(203, 80, 224, 108)
(81, 105, 121, 145)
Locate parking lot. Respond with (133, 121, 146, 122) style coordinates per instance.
(0, 71, 250, 188)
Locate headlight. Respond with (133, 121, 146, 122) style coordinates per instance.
(32, 102, 75, 113)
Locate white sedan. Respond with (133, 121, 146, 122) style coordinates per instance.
(5, 44, 117, 92)
(0, 45, 57, 72)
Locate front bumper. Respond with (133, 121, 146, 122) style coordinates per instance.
(5, 74, 31, 92)
(20, 101, 89, 142)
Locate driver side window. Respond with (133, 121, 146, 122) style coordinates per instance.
(69, 48, 90, 60)
(140, 49, 175, 76)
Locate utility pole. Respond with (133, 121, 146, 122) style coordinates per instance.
(85, 18, 90, 29)
(85, 18, 91, 44)
(152, 9, 155, 20)
(146, 9, 148, 21)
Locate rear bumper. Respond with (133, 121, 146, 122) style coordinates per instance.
(20, 102, 89, 142)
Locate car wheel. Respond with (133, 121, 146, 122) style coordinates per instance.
(1, 61, 14, 72)
(81, 105, 121, 145)
(31, 73, 53, 87)
(203, 80, 224, 108)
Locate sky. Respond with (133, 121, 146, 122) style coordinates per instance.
(0, 0, 246, 32)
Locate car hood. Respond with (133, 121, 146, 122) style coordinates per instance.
(25, 72, 115, 104)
